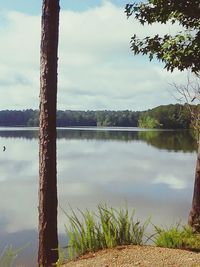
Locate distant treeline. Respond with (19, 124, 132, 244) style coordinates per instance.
(0, 104, 196, 129)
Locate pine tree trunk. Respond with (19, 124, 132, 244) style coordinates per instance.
(38, 1, 60, 266)
(188, 141, 200, 232)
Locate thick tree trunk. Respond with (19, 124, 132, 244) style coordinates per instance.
(38, 1, 60, 266)
(188, 141, 200, 232)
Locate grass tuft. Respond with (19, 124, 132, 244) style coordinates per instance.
(64, 204, 150, 260)
(154, 224, 200, 251)
(0, 246, 20, 267)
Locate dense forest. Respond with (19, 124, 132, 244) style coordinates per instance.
(0, 104, 196, 129)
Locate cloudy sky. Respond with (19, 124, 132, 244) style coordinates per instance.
(0, 0, 189, 111)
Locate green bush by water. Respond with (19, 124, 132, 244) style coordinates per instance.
(0, 246, 20, 267)
(64, 204, 150, 260)
(154, 224, 200, 250)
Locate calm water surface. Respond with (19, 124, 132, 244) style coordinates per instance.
(0, 127, 197, 266)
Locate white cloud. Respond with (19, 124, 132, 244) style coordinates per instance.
(0, 11, 40, 109)
(0, 2, 188, 110)
(153, 174, 187, 189)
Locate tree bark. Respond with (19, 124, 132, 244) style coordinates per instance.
(188, 141, 200, 232)
(38, 1, 60, 266)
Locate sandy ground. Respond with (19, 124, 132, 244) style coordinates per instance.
(63, 245, 200, 267)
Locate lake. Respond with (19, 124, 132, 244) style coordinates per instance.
(0, 127, 197, 266)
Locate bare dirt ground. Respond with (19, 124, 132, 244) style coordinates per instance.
(63, 245, 200, 267)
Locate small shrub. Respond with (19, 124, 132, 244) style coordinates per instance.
(154, 224, 200, 250)
(64, 204, 150, 260)
(0, 246, 19, 267)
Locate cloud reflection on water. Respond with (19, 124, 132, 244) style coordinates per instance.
(0, 127, 196, 266)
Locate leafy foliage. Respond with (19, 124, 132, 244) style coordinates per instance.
(0, 246, 21, 267)
(138, 115, 160, 128)
(125, 0, 200, 73)
(64, 204, 150, 260)
(141, 104, 192, 129)
(154, 224, 200, 250)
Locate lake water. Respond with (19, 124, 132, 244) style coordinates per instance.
(0, 127, 197, 266)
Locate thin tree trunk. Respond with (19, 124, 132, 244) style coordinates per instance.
(188, 140, 200, 232)
(38, 1, 60, 266)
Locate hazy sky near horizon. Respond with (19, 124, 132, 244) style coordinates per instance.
(0, 0, 190, 111)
